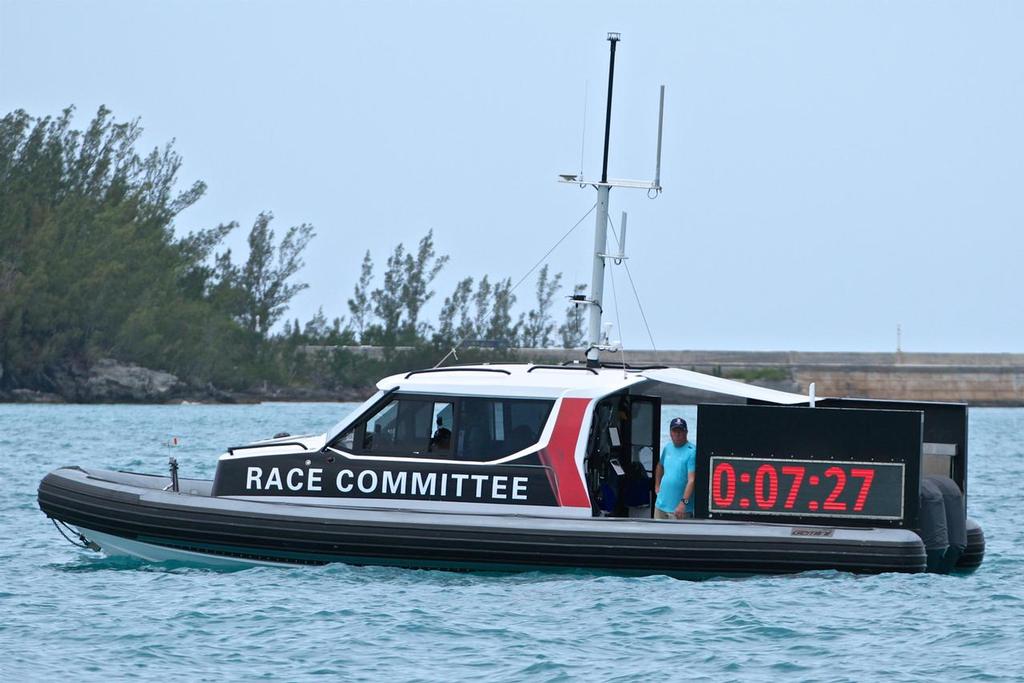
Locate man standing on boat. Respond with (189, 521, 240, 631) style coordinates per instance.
(654, 418, 696, 519)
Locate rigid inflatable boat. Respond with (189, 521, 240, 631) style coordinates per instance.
(38, 34, 984, 577)
(37, 363, 985, 576)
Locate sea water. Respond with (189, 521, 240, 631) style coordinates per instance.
(1, 403, 1022, 681)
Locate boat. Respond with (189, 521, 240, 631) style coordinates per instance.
(38, 34, 984, 577)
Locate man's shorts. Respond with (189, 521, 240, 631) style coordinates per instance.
(654, 508, 693, 520)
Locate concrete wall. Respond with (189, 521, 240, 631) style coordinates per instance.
(317, 346, 1024, 405)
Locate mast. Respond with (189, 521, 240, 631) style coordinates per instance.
(559, 33, 664, 367)
(587, 33, 619, 367)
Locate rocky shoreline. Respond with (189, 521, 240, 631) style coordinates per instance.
(0, 358, 373, 404)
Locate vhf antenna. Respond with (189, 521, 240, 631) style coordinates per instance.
(558, 32, 666, 367)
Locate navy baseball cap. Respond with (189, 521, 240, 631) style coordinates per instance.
(670, 417, 688, 431)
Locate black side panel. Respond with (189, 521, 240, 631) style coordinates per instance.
(816, 398, 968, 504)
(213, 453, 559, 507)
(695, 404, 923, 528)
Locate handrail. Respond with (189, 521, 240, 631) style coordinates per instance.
(405, 367, 511, 379)
(227, 441, 309, 455)
(527, 364, 599, 375)
(599, 361, 669, 371)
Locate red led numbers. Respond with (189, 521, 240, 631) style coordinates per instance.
(707, 457, 903, 520)
(780, 465, 804, 509)
(822, 466, 848, 511)
(850, 468, 875, 512)
(711, 461, 736, 508)
(754, 464, 778, 509)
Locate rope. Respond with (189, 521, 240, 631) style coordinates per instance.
(434, 203, 598, 367)
(51, 518, 93, 549)
(606, 214, 658, 352)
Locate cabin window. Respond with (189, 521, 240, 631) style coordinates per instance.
(454, 398, 553, 460)
(358, 397, 454, 456)
(330, 394, 552, 461)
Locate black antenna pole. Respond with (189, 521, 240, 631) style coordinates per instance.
(600, 32, 620, 184)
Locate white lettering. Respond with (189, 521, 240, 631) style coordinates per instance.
(358, 469, 378, 493)
(411, 472, 436, 496)
(307, 468, 323, 492)
(286, 468, 304, 491)
(491, 475, 508, 499)
(382, 470, 407, 495)
(245, 466, 263, 491)
(512, 476, 528, 500)
(336, 469, 354, 493)
(265, 467, 283, 490)
(450, 473, 468, 496)
(471, 474, 488, 498)
(441, 473, 449, 496)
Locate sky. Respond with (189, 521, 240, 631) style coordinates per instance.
(2, 0, 1022, 352)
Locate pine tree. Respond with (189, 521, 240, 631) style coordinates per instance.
(520, 265, 563, 348)
(237, 211, 316, 338)
(436, 276, 474, 346)
(400, 229, 449, 341)
(559, 283, 588, 348)
(346, 250, 374, 343)
(370, 243, 407, 345)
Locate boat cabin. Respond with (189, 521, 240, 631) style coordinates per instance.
(211, 363, 815, 519)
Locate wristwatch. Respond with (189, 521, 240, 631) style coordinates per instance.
(682, 498, 689, 505)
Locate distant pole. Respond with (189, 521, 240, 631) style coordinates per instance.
(897, 324, 902, 353)
(587, 33, 620, 367)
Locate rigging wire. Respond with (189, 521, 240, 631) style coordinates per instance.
(606, 244, 627, 377)
(606, 213, 658, 352)
(434, 202, 598, 368)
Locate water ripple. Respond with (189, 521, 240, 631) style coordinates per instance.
(1, 404, 1022, 681)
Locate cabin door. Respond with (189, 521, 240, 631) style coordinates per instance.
(629, 396, 661, 516)
(586, 394, 661, 517)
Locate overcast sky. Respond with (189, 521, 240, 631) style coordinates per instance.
(2, 1, 1021, 352)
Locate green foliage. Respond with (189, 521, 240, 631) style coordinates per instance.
(520, 265, 562, 348)
(0, 106, 318, 392)
(560, 283, 588, 348)
(722, 367, 790, 382)
(346, 250, 373, 342)
(0, 105, 578, 398)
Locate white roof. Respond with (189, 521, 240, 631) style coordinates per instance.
(377, 364, 813, 404)
(639, 367, 812, 405)
(377, 364, 643, 399)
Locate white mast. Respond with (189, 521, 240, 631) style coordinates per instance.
(561, 33, 665, 367)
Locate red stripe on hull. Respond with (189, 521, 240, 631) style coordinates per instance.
(538, 398, 592, 508)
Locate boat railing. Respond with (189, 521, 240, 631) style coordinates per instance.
(227, 441, 310, 455)
(527, 365, 599, 375)
(404, 367, 512, 379)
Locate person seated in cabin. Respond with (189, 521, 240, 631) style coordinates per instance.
(430, 416, 452, 453)
(508, 424, 536, 453)
(654, 417, 696, 520)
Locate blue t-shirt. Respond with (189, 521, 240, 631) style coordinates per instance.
(655, 441, 696, 514)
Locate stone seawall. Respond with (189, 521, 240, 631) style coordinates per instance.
(510, 349, 1024, 406)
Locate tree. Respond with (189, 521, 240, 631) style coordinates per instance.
(347, 250, 374, 343)
(0, 105, 222, 388)
(436, 276, 474, 347)
(470, 275, 492, 340)
(485, 277, 519, 346)
(369, 242, 407, 345)
(236, 211, 315, 338)
(520, 265, 563, 348)
(401, 229, 449, 340)
(559, 283, 588, 348)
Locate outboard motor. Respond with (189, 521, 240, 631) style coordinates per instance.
(918, 475, 967, 573)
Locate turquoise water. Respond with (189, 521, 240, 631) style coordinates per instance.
(2, 403, 1022, 681)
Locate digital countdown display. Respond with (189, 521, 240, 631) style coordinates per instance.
(708, 456, 905, 520)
